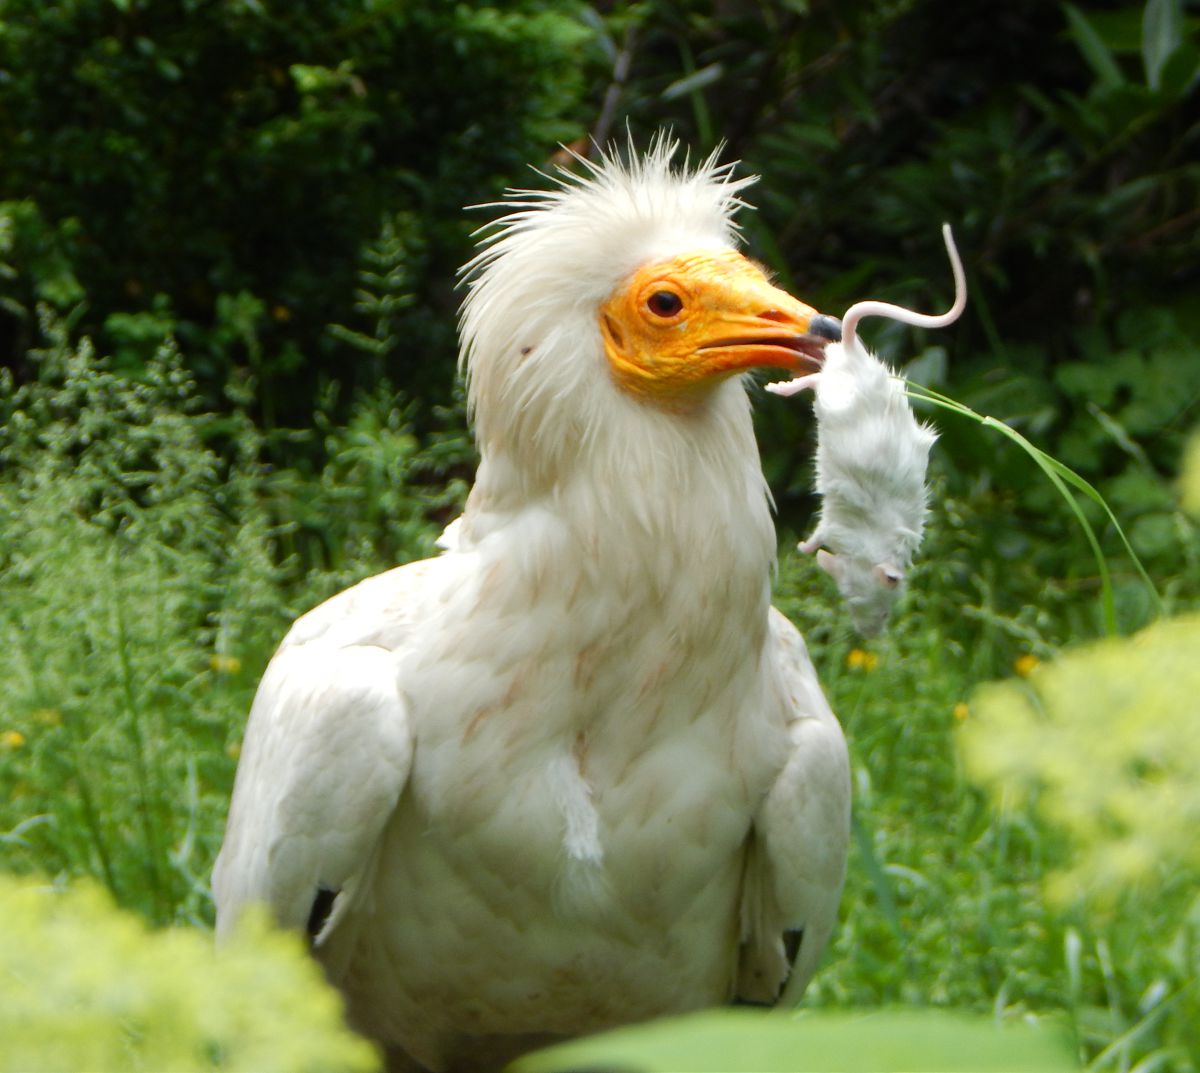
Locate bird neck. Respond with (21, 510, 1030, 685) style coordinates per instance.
(462, 379, 778, 618)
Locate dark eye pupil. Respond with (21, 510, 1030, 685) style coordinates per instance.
(647, 291, 683, 317)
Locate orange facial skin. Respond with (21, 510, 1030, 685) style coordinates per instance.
(599, 249, 829, 408)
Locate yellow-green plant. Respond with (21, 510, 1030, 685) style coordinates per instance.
(0, 873, 379, 1073)
(960, 433, 1200, 902)
(1182, 435, 1200, 518)
(960, 611, 1200, 904)
(956, 433, 1200, 1068)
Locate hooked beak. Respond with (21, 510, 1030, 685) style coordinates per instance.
(698, 311, 842, 375)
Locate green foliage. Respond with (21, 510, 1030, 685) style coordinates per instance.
(0, 317, 280, 924)
(326, 212, 421, 386)
(907, 377, 1164, 637)
(962, 614, 1200, 903)
(0, 873, 379, 1073)
(1182, 434, 1200, 516)
(515, 1008, 1074, 1073)
(611, 0, 1199, 320)
(1, 3, 1198, 1069)
(279, 380, 472, 603)
(0, 201, 85, 322)
(0, 0, 596, 419)
(0, 316, 458, 924)
(952, 610, 1200, 1066)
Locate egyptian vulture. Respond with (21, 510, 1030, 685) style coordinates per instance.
(213, 141, 851, 1073)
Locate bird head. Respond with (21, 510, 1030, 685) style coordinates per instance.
(459, 139, 836, 487)
(598, 248, 836, 412)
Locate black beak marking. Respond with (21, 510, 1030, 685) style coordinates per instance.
(808, 315, 842, 343)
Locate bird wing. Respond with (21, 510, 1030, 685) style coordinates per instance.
(211, 561, 440, 944)
(737, 607, 851, 1005)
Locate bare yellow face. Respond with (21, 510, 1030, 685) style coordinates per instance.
(599, 249, 830, 408)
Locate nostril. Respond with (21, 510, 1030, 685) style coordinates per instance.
(758, 309, 792, 324)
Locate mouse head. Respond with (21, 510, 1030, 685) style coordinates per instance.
(816, 550, 905, 637)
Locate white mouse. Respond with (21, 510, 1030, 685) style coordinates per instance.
(767, 224, 966, 635)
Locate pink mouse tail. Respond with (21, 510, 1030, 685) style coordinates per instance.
(842, 224, 967, 351)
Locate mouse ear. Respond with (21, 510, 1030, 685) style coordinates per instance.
(816, 549, 843, 580)
(873, 562, 904, 589)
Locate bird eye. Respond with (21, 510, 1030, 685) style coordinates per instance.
(646, 291, 683, 318)
(873, 564, 903, 589)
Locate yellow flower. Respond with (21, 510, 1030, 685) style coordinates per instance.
(2, 730, 27, 749)
(1014, 653, 1040, 678)
(210, 654, 242, 675)
(32, 708, 61, 727)
(846, 648, 879, 672)
(953, 702, 970, 722)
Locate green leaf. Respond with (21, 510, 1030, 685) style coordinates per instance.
(661, 61, 725, 101)
(511, 1009, 1077, 1073)
(1063, 3, 1126, 89)
(1142, 0, 1183, 89)
(1158, 40, 1200, 97)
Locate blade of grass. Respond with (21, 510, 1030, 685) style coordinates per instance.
(108, 543, 168, 923)
(906, 382, 1163, 634)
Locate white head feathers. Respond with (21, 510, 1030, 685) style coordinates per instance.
(451, 138, 779, 598)
(457, 139, 756, 476)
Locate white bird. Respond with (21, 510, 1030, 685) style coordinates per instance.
(213, 141, 850, 1073)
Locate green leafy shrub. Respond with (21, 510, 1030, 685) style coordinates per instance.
(0, 316, 284, 923)
(961, 612, 1200, 903)
(957, 431, 1200, 888)
(0, 315, 458, 924)
(948, 435, 1200, 1066)
(277, 379, 472, 604)
(955, 608, 1200, 1066)
(0, 0, 595, 418)
(0, 873, 379, 1073)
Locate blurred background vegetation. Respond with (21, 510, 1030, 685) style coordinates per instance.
(0, 0, 1198, 1069)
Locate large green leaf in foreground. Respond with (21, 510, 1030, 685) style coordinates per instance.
(511, 1008, 1075, 1073)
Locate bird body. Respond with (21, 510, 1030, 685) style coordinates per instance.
(214, 143, 850, 1072)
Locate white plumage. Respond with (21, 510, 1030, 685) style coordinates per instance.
(213, 142, 850, 1073)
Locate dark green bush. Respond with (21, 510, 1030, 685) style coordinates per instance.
(0, 0, 595, 420)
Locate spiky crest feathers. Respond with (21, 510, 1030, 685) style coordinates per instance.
(457, 140, 759, 469)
